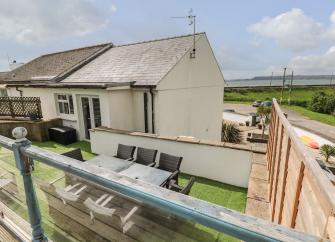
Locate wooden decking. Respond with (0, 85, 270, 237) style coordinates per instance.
(245, 152, 270, 220)
(0, 224, 19, 242)
(0, 200, 32, 242)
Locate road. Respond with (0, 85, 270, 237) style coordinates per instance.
(223, 103, 335, 145)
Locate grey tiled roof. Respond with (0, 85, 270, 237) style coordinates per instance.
(0, 72, 8, 82)
(6, 43, 111, 82)
(62, 33, 204, 86)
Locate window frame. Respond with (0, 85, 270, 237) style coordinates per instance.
(0, 89, 8, 97)
(55, 93, 75, 116)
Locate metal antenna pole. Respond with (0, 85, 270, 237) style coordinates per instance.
(192, 15, 196, 58)
(288, 70, 293, 105)
(171, 9, 196, 58)
(280, 67, 287, 105)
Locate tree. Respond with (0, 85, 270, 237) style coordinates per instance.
(320, 144, 335, 163)
(257, 106, 272, 137)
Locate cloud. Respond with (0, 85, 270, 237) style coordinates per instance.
(248, 8, 326, 52)
(110, 5, 117, 12)
(328, 10, 335, 40)
(287, 46, 335, 74)
(218, 45, 271, 79)
(0, 0, 115, 44)
(263, 45, 335, 75)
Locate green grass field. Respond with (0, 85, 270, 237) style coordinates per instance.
(225, 87, 335, 126)
(225, 86, 335, 103)
(0, 141, 246, 242)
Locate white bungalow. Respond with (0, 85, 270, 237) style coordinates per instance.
(3, 33, 224, 141)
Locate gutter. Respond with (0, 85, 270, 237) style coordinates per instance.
(149, 87, 155, 133)
(5, 82, 137, 89)
(15, 87, 23, 96)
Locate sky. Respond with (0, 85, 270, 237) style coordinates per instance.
(0, 0, 334, 80)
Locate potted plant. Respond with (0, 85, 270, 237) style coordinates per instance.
(257, 106, 271, 138)
(320, 144, 335, 163)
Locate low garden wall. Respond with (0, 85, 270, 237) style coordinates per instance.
(0, 118, 61, 142)
(90, 127, 255, 188)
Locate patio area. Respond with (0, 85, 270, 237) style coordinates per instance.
(0, 140, 247, 242)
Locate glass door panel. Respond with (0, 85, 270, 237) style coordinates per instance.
(81, 96, 101, 140)
(81, 97, 91, 139)
(92, 98, 101, 128)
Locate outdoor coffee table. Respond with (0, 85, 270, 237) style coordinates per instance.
(119, 163, 172, 186)
(86, 154, 133, 172)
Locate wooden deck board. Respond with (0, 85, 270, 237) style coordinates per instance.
(35, 174, 210, 242)
(0, 200, 32, 242)
(0, 224, 19, 242)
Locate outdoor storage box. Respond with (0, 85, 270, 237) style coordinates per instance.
(49, 126, 77, 145)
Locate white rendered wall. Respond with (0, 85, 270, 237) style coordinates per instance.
(7, 87, 111, 140)
(107, 89, 135, 131)
(7, 87, 149, 139)
(90, 129, 252, 188)
(156, 86, 223, 140)
(156, 34, 224, 141)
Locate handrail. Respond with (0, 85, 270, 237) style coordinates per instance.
(0, 133, 323, 242)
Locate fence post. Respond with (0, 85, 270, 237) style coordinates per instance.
(11, 127, 48, 242)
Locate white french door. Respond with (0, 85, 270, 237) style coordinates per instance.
(80, 96, 101, 139)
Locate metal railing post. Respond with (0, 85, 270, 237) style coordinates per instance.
(11, 127, 48, 242)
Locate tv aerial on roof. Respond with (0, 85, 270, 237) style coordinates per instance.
(171, 8, 196, 58)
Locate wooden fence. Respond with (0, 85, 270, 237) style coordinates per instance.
(0, 97, 42, 119)
(267, 99, 335, 240)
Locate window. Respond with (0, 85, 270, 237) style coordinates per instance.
(0, 89, 7, 97)
(92, 98, 101, 127)
(56, 94, 74, 115)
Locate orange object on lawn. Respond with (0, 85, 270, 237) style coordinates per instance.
(300, 135, 320, 149)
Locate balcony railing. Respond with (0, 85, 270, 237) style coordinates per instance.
(267, 99, 335, 239)
(0, 127, 325, 242)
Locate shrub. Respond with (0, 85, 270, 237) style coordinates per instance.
(224, 97, 255, 102)
(309, 92, 335, 114)
(221, 122, 242, 143)
(290, 100, 308, 107)
(325, 96, 335, 114)
(236, 89, 248, 95)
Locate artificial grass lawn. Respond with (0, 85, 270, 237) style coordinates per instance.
(179, 174, 247, 242)
(0, 141, 247, 242)
(179, 174, 246, 213)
